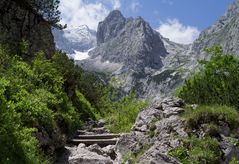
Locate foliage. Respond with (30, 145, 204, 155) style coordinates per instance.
(106, 92, 148, 133)
(172, 45, 239, 163)
(51, 52, 108, 119)
(123, 144, 151, 164)
(27, 0, 61, 25)
(169, 136, 221, 164)
(230, 157, 239, 164)
(183, 105, 239, 130)
(0, 77, 47, 164)
(77, 71, 113, 116)
(177, 45, 239, 108)
(0, 46, 96, 163)
(0, 43, 147, 162)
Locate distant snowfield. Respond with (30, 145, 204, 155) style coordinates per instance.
(69, 48, 95, 60)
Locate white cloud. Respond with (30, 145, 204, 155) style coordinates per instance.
(157, 19, 200, 44)
(107, 0, 121, 9)
(130, 1, 142, 13)
(59, 0, 111, 30)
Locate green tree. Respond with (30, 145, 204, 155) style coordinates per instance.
(178, 45, 239, 108)
(13, 0, 64, 29)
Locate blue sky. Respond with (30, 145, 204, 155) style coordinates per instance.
(119, 0, 234, 30)
(59, 0, 234, 44)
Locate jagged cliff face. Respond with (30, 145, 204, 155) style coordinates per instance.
(57, 0, 239, 99)
(0, 0, 55, 59)
(77, 10, 186, 99)
(192, 0, 239, 55)
(89, 10, 167, 71)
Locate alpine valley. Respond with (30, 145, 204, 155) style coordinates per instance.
(1, 0, 239, 163)
(53, 0, 239, 100)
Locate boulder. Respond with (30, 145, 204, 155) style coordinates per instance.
(68, 146, 113, 164)
(87, 144, 104, 156)
(220, 135, 239, 163)
(133, 107, 162, 132)
(98, 119, 107, 128)
(102, 145, 117, 160)
(117, 97, 187, 163)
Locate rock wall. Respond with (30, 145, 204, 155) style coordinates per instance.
(89, 10, 168, 71)
(117, 97, 239, 163)
(117, 97, 186, 163)
(192, 0, 239, 56)
(0, 0, 55, 59)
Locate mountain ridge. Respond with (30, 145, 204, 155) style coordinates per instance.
(54, 0, 239, 99)
(192, 0, 239, 55)
(53, 25, 96, 54)
(76, 10, 188, 99)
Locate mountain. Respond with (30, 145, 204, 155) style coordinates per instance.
(89, 10, 167, 71)
(55, 0, 239, 99)
(52, 25, 96, 54)
(192, 0, 239, 55)
(77, 10, 189, 99)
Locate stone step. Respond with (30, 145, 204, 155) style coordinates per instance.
(77, 127, 109, 134)
(70, 138, 118, 146)
(90, 127, 109, 134)
(76, 130, 87, 134)
(76, 130, 94, 135)
(75, 134, 121, 139)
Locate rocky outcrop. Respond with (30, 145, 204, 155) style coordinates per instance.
(77, 10, 187, 99)
(192, 0, 239, 56)
(67, 144, 114, 164)
(0, 0, 55, 59)
(117, 97, 186, 163)
(117, 97, 239, 163)
(96, 10, 126, 46)
(89, 10, 167, 71)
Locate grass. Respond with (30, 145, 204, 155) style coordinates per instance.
(105, 94, 148, 133)
(123, 144, 151, 164)
(169, 136, 221, 164)
(168, 104, 239, 163)
(183, 105, 239, 130)
(230, 157, 239, 164)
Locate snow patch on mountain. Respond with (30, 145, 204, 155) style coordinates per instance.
(70, 48, 95, 60)
(52, 25, 96, 55)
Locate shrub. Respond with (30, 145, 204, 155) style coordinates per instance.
(0, 78, 47, 164)
(0, 46, 108, 162)
(169, 136, 221, 164)
(183, 105, 239, 130)
(178, 45, 239, 108)
(230, 157, 239, 164)
(106, 92, 147, 133)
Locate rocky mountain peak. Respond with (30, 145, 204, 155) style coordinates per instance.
(97, 10, 126, 45)
(224, 0, 239, 18)
(90, 10, 167, 71)
(105, 10, 125, 21)
(53, 25, 96, 54)
(192, 0, 239, 56)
